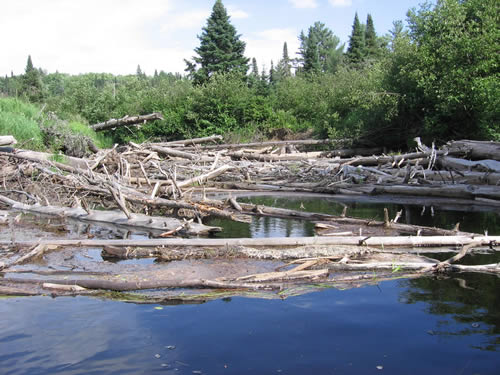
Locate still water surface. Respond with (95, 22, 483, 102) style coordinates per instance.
(1, 195, 499, 374)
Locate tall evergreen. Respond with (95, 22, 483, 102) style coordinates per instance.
(276, 42, 292, 78)
(346, 13, 365, 64)
(21, 55, 43, 102)
(364, 14, 378, 59)
(185, 0, 249, 84)
(298, 22, 343, 74)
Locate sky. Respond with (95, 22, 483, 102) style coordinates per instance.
(1, 0, 425, 77)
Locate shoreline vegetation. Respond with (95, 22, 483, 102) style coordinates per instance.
(0, 0, 498, 154)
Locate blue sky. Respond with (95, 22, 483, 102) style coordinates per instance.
(1, 0, 426, 76)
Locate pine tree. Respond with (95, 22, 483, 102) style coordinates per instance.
(185, 0, 249, 84)
(276, 42, 292, 78)
(364, 14, 378, 59)
(21, 55, 43, 102)
(248, 57, 260, 88)
(346, 13, 365, 64)
(298, 22, 343, 74)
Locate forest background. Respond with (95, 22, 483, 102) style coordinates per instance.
(0, 0, 498, 154)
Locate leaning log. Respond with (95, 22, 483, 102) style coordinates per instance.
(91, 113, 164, 132)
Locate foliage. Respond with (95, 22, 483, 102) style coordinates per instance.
(185, 0, 249, 85)
(389, 0, 500, 143)
(0, 1, 497, 150)
(346, 13, 365, 64)
(0, 97, 45, 150)
(297, 22, 344, 74)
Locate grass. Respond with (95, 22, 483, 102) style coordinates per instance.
(0, 98, 44, 150)
(0, 97, 113, 151)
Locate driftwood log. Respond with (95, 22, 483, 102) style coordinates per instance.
(91, 113, 164, 132)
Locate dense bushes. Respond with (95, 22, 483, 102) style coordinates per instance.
(1, 0, 497, 149)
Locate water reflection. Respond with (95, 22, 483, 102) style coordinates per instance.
(400, 273, 500, 351)
(1, 275, 499, 374)
(208, 195, 500, 238)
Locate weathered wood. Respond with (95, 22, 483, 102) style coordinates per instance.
(229, 151, 323, 162)
(2, 277, 276, 291)
(91, 113, 164, 132)
(0, 136, 17, 146)
(147, 145, 198, 160)
(446, 140, 500, 161)
(3, 235, 497, 249)
(183, 138, 340, 151)
(437, 156, 500, 173)
(155, 135, 223, 147)
(0, 194, 221, 236)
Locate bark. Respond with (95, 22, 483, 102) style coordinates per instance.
(91, 113, 164, 132)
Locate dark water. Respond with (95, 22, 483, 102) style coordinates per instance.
(1, 275, 499, 375)
(1, 195, 500, 374)
(208, 195, 500, 238)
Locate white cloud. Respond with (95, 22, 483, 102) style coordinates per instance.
(328, 0, 353, 7)
(227, 5, 250, 19)
(244, 28, 300, 68)
(288, 0, 318, 9)
(0, 0, 199, 75)
(160, 10, 210, 33)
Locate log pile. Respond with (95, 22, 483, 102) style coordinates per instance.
(0, 134, 499, 301)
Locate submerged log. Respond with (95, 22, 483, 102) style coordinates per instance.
(91, 113, 164, 132)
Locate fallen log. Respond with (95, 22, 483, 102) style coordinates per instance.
(437, 156, 500, 173)
(3, 235, 497, 249)
(0, 135, 17, 146)
(445, 140, 500, 161)
(0, 194, 221, 236)
(1, 277, 276, 291)
(147, 145, 198, 160)
(182, 139, 340, 151)
(155, 135, 223, 147)
(91, 113, 164, 132)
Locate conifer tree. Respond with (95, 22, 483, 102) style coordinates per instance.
(364, 14, 378, 59)
(185, 0, 249, 84)
(21, 55, 43, 102)
(276, 42, 292, 78)
(346, 13, 365, 64)
(298, 22, 343, 74)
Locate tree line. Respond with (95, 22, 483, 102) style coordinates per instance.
(1, 0, 498, 148)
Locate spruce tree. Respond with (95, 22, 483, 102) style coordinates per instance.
(276, 42, 292, 78)
(21, 55, 43, 102)
(364, 14, 378, 59)
(185, 0, 249, 84)
(346, 13, 365, 64)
